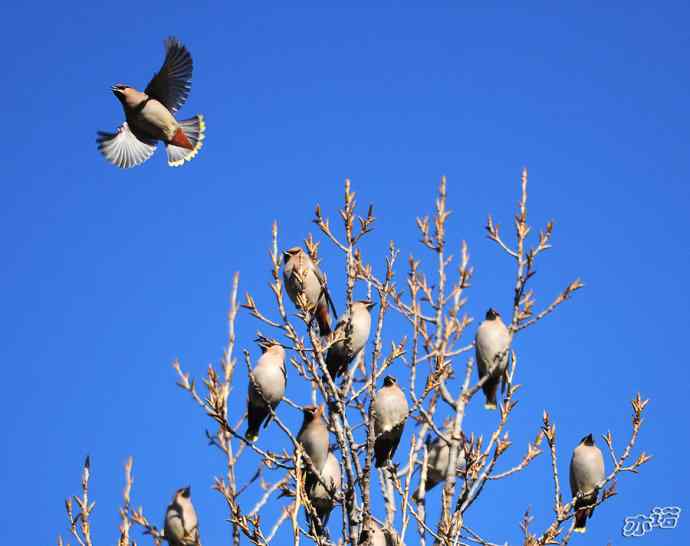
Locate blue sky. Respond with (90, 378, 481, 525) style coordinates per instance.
(1, 2, 688, 545)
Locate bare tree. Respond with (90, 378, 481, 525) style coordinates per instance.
(59, 171, 650, 546)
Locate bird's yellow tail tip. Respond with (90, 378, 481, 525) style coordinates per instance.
(484, 402, 497, 410)
(189, 114, 205, 156)
(573, 527, 586, 534)
(167, 114, 206, 166)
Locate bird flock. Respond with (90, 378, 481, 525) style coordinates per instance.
(105, 38, 606, 544)
(247, 246, 603, 541)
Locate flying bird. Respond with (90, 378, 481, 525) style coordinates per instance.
(97, 37, 205, 168)
(569, 433, 605, 533)
(246, 341, 286, 441)
(475, 308, 511, 409)
(164, 486, 201, 546)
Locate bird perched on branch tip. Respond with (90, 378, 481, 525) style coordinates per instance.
(306, 451, 341, 535)
(570, 433, 605, 533)
(412, 433, 466, 501)
(325, 300, 375, 380)
(283, 247, 336, 336)
(475, 308, 511, 409)
(164, 486, 201, 546)
(297, 405, 329, 474)
(245, 340, 286, 441)
(372, 376, 408, 468)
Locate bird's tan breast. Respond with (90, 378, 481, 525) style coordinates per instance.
(374, 389, 408, 433)
(129, 99, 178, 141)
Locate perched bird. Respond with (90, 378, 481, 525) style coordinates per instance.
(358, 520, 397, 546)
(164, 486, 200, 546)
(97, 37, 205, 168)
(372, 376, 409, 468)
(296, 405, 329, 474)
(412, 434, 466, 501)
(245, 341, 286, 441)
(325, 300, 375, 380)
(282, 247, 335, 336)
(475, 308, 511, 409)
(569, 433, 605, 533)
(307, 451, 341, 534)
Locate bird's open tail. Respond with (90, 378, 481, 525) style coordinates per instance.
(167, 114, 206, 166)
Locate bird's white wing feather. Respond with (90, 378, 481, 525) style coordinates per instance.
(97, 123, 157, 168)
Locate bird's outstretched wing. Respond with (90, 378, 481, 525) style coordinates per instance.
(145, 37, 193, 113)
(97, 123, 157, 168)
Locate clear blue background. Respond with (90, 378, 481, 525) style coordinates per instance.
(1, 2, 688, 545)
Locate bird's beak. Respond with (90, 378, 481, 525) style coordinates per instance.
(182, 486, 191, 497)
(111, 85, 122, 96)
